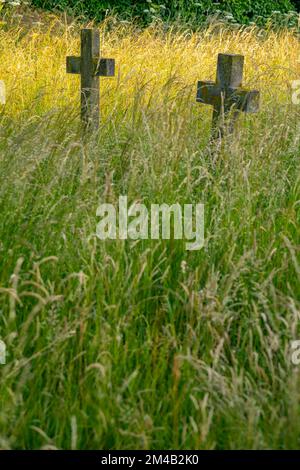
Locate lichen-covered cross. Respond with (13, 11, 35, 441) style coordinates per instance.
(196, 53, 259, 139)
(67, 29, 115, 130)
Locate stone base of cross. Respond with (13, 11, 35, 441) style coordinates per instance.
(67, 29, 115, 131)
(196, 53, 259, 140)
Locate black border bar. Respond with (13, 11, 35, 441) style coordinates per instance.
(0, 450, 300, 467)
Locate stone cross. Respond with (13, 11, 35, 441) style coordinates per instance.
(0, 80, 6, 105)
(196, 53, 259, 139)
(67, 29, 115, 130)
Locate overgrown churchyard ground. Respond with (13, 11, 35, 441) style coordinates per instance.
(0, 4, 300, 450)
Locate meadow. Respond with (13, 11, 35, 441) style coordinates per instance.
(0, 10, 300, 449)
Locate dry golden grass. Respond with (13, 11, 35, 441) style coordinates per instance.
(0, 17, 299, 117)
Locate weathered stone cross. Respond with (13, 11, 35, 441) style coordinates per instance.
(67, 29, 115, 130)
(196, 53, 259, 139)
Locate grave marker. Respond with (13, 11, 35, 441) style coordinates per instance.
(67, 29, 115, 130)
(196, 53, 259, 139)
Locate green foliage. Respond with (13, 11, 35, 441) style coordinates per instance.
(30, 0, 297, 25)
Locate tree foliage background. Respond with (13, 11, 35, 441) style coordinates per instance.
(29, 0, 299, 25)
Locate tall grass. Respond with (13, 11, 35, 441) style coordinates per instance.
(0, 13, 300, 449)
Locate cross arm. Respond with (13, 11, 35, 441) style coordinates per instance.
(66, 56, 115, 77)
(66, 56, 81, 74)
(94, 58, 115, 77)
(196, 80, 220, 106)
(229, 88, 260, 113)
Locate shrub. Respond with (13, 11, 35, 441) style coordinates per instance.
(29, 0, 296, 25)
